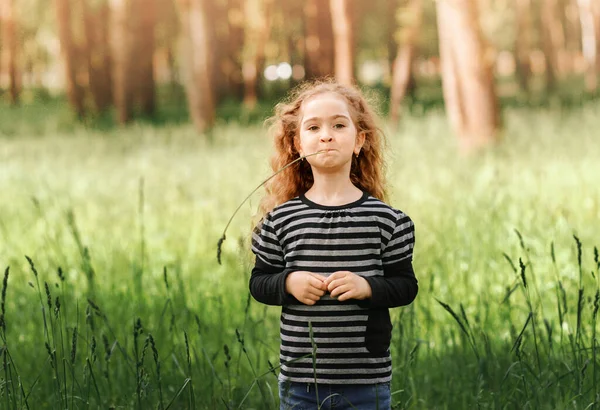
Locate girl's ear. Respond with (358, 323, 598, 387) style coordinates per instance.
(355, 131, 366, 155)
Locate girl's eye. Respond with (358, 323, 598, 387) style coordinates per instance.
(334, 123, 345, 129)
(308, 125, 319, 132)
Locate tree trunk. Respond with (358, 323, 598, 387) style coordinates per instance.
(596, 3, 600, 76)
(281, 1, 302, 87)
(155, 0, 180, 91)
(242, 0, 273, 109)
(110, 0, 134, 124)
(563, 0, 582, 54)
(317, 1, 335, 77)
(226, 0, 245, 98)
(56, 0, 86, 116)
(330, 0, 354, 85)
(1, 0, 20, 104)
(514, 0, 532, 92)
(577, 0, 598, 90)
(304, 0, 335, 80)
(82, 0, 113, 113)
(98, 2, 113, 109)
(204, 0, 229, 103)
(135, 0, 156, 116)
(387, 0, 398, 70)
(436, 0, 500, 152)
(540, 0, 566, 90)
(178, 0, 215, 133)
(390, 0, 422, 124)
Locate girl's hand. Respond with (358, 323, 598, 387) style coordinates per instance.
(324, 271, 372, 301)
(285, 271, 327, 305)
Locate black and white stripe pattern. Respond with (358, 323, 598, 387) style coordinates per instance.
(252, 192, 415, 384)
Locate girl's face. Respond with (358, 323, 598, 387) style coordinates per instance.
(297, 92, 364, 173)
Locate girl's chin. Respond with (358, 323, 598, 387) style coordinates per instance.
(307, 159, 351, 173)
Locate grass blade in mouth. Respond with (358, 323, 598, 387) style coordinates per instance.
(216, 150, 324, 264)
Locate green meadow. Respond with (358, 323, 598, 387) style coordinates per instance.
(0, 97, 599, 409)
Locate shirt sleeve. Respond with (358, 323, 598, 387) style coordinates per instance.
(381, 212, 415, 265)
(251, 212, 285, 270)
(359, 212, 418, 308)
(250, 213, 294, 306)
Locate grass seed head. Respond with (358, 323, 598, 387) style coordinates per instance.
(223, 344, 231, 368)
(148, 334, 160, 376)
(44, 281, 52, 310)
(163, 266, 169, 290)
(184, 331, 191, 368)
(134, 318, 143, 338)
(71, 326, 78, 365)
(54, 296, 60, 318)
(1, 267, 8, 330)
(574, 235, 582, 268)
(514, 229, 526, 251)
(102, 334, 112, 362)
(86, 304, 95, 331)
(87, 298, 103, 317)
(25, 255, 38, 277)
(57, 267, 65, 282)
(90, 335, 97, 363)
(519, 258, 527, 288)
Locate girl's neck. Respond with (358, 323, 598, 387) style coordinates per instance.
(304, 175, 362, 206)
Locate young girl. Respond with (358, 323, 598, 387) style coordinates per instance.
(250, 80, 418, 410)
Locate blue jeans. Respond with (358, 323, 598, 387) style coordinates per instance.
(279, 381, 391, 410)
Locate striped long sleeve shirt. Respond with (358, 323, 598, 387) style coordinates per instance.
(250, 191, 417, 384)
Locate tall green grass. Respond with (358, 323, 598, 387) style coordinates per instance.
(0, 98, 599, 408)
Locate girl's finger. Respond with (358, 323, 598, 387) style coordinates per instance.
(310, 272, 327, 281)
(330, 284, 351, 298)
(327, 278, 348, 292)
(307, 288, 325, 298)
(302, 298, 316, 305)
(337, 290, 355, 302)
(323, 271, 344, 286)
(310, 277, 327, 290)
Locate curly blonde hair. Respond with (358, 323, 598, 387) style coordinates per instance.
(259, 79, 387, 216)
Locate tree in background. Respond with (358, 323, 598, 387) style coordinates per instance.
(436, 0, 500, 152)
(577, 0, 598, 91)
(540, 0, 566, 91)
(330, 0, 354, 85)
(203, 0, 229, 102)
(55, 0, 86, 117)
(154, 0, 180, 94)
(596, 2, 600, 78)
(1, 0, 21, 105)
(514, 0, 532, 92)
(81, 0, 113, 113)
(178, 0, 215, 133)
(304, 0, 334, 80)
(135, 0, 156, 116)
(110, 0, 135, 124)
(225, 0, 245, 99)
(5, 0, 600, 143)
(242, 0, 273, 108)
(390, 0, 423, 124)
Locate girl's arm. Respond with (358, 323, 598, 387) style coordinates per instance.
(359, 211, 418, 308)
(249, 259, 298, 306)
(359, 258, 418, 308)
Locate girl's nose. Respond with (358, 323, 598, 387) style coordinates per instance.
(320, 134, 333, 143)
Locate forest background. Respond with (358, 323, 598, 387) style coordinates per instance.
(1, 0, 600, 408)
